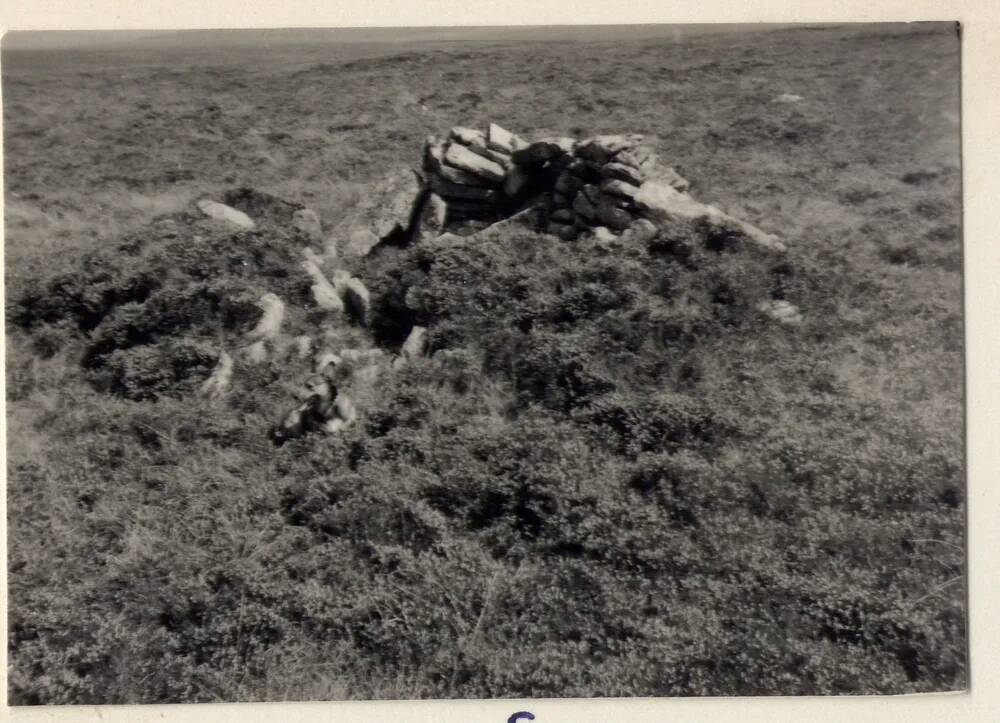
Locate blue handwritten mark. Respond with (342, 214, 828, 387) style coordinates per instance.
(508, 712, 535, 723)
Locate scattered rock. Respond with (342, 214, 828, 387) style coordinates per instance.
(620, 218, 659, 245)
(343, 277, 371, 327)
(600, 178, 640, 201)
(775, 93, 804, 103)
(398, 325, 428, 364)
(196, 199, 256, 230)
(293, 336, 313, 359)
(244, 340, 269, 364)
(301, 259, 344, 312)
(594, 197, 634, 231)
(247, 293, 285, 341)
(547, 222, 578, 241)
(758, 300, 803, 325)
(199, 350, 233, 399)
(415, 192, 447, 244)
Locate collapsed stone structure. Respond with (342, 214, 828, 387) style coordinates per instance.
(188, 123, 800, 444)
(419, 123, 786, 254)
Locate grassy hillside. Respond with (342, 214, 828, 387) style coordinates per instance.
(4, 23, 964, 703)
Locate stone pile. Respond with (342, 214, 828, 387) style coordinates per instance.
(420, 125, 784, 253)
(191, 124, 799, 444)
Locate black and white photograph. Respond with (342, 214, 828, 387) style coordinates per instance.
(3, 19, 967, 707)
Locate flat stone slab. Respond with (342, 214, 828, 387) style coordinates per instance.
(443, 142, 506, 183)
(197, 199, 256, 230)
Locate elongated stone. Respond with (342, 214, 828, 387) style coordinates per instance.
(600, 178, 640, 200)
(443, 142, 506, 183)
(487, 123, 516, 153)
(602, 161, 646, 186)
(450, 126, 488, 148)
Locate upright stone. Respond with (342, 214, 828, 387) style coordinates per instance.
(344, 278, 372, 327)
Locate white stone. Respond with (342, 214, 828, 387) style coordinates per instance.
(757, 300, 803, 325)
(196, 199, 255, 230)
(199, 350, 233, 399)
(343, 277, 371, 327)
(443, 142, 506, 183)
(634, 181, 786, 253)
(301, 259, 344, 312)
(246, 293, 285, 341)
(400, 325, 429, 361)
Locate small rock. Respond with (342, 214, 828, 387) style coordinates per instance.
(292, 208, 323, 241)
(370, 169, 424, 239)
(247, 293, 285, 341)
(244, 340, 269, 364)
(450, 126, 488, 149)
(547, 222, 578, 241)
(197, 199, 256, 230)
(324, 394, 358, 433)
(301, 259, 344, 312)
(554, 170, 584, 196)
(343, 277, 371, 327)
(589, 226, 617, 244)
(602, 161, 646, 186)
(594, 197, 634, 231)
(400, 325, 429, 361)
(620, 218, 659, 245)
(315, 351, 342, 374)
(416, 192, 447, 244)
(199, 350, 234, 399)
(757, 300, 803, 325)
(443, 142, 506, 183)
(330, 268, 352, 295)
(775, 93, 804, 103)
(294, 336, 313, 359)
(600, 178, 641, 201)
